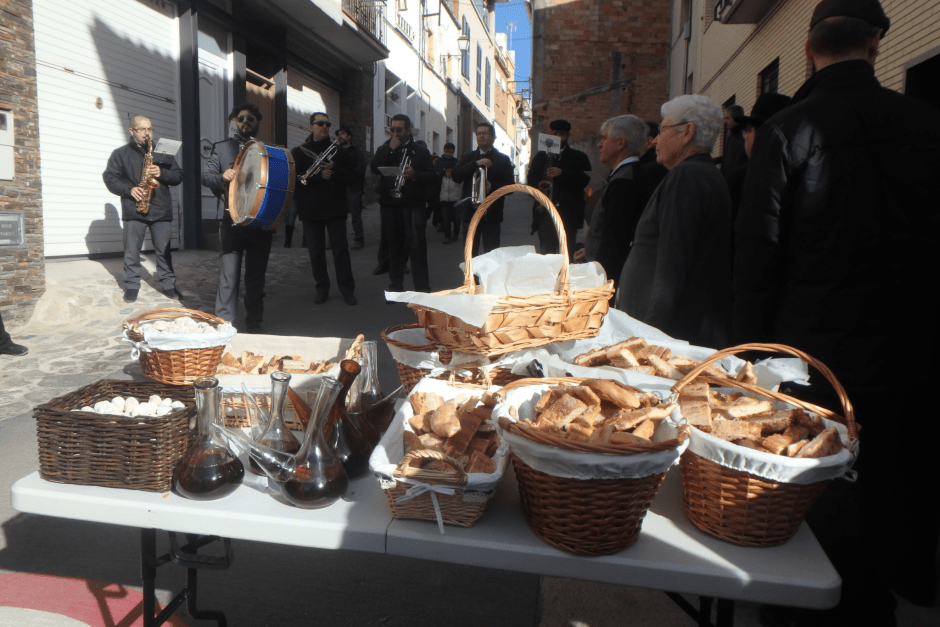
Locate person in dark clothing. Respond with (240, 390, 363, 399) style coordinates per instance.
(416, 139, 441, 228)
(734, 2, 940, 624)
(370, 114, 434, 294)
(0, 311, 27, 356)
(336, 125, 366, 250)
(436, 142, 462, 244)
(615, 95, 732, 349)
(725, 92, 791, 222)
(718, 104, 748, 183)
(638, 121, 669, 191)
(291, 112, 358, 306)
(201, 103, 273, 333)
(582, 115, 654, 288)
(527, 119, 591, 259)
(102, 114, 184, 303)
(452, 122, 515, 255)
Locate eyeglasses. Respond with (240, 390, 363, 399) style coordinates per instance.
(390, 126, 407, 133)
(236, 115, 257, 123)
(476, 130, 493, 136)
(661, 122, 689, 133)
(132, 127, 152, 132)
(313, 121, 331, 127)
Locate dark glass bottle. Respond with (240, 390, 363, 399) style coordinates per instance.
(249, 371, 301, 476)
(326, 359, 373, 479)
(174, 377, 244, 501)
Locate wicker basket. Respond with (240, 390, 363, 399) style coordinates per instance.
(221, 391, 304, 431)
(381, 323, 523, 393)
(123, 307, 229, 386)
(670, 343, 858, 547)
(409, 185, 614, 357)
(379, 449, 495, 527)
(497, 377, 689, 555)
(34, 379, 196, 492)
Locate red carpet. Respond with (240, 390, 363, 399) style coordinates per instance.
(0, 573, 188, 626)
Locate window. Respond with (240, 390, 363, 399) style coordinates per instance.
(461, 18, 470, 79)
(476, 45, 483, 96)
(760, 58, 780, 94)
(485, 59, 491, 106)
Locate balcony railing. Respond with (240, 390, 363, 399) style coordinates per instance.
(343, 0, 387, 46)
(395, 13, 415, 41)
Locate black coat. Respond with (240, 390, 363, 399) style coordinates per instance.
(201, 136, 244, 221)
(370, 138, 434, 207)
(616, 153, 732, 348)
(291, 138, 354, 221)
(452, 147, 515, 223)
(733, 60, 940, 391)
(720, 127, 748, 183)
(527, 146, 591, 231)
(103, 140, 183, 223)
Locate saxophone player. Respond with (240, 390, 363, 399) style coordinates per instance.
(103, 115, 184, 303)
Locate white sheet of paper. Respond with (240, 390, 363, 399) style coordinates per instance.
(154, 138, 182, 157)
(377, 166, 400, 176)
(537, 133, 561, 154)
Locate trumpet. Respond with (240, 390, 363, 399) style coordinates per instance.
(298, 139, 340, 185)
(136, 139, 160, 214)
(538, 151, 555, 194)
(471, 166, 487, 206)
(389, 150, 411, 199)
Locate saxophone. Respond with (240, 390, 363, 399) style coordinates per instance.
(136, 139, 160, 214)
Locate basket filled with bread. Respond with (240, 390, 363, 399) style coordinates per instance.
(666, 343, 858, 547)
(122, 307, 236, 386)
(369, 378, 508, 531)
(492, 377, 690, 556)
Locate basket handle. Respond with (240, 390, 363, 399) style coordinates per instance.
(381, 323, 454, 365)
(393, 449, 468, 486)
(123, 307, 228, 330)
(492, 376, 649, 403)
(462, 184, 570, 296)
(669, 343, 857, 439)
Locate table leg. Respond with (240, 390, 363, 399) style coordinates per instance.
(663, 592, 735, 627)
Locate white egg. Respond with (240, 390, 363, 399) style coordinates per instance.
(81, 406, 94, 412)
(149, 395, 162, 405)
(159, 397, 173, 407)
(170, 400, 185, 409)
(93, 401, 114, 414)
(111, 397, 126, 411)
(156, 406, 172, 416)
(125, 397, 139, 409)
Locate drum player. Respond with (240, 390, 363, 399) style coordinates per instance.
(201, 103, 272, 334)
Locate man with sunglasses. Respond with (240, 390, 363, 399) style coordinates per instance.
(370, 114, 434, 294)
(201, 103, 272, 333)
(103, 114, 184, 303)
(291, 113, 357, 305)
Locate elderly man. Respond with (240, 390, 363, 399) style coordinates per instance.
(614, 95, 731, 348)
(581, 115, 653, 288)
(734, 1, 940, 623)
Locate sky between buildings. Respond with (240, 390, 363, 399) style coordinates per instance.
(495, 0, 532, 97)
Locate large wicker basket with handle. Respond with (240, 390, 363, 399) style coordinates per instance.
(409, 185, 614, 357)
(123, 307, 229, 386)
(670, 343, 858, 547)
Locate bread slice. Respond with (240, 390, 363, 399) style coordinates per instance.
(535, 394, 587, 429)
(735, 362, 758, 385)
(712, 418, 763, 438)
(681, 402, 712, 428)
(795, 427, 843, 459)
(410, 392, 445, 415)
(632, 418, 657, 440)
(742, 410, 795, 435)
(582, 379, 641, 409)
(718, 397, 775, 419)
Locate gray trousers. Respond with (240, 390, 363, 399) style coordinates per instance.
(216, 220, 273, 326)
(123, 219, 175, 291)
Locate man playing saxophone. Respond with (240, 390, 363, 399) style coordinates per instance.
(103, 114, 184, 303)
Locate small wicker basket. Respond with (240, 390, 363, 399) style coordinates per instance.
(34, 379, 196, 492)
(670, 343, 858, 547)
(497, 377, 689, 555)
(123, 307, 229, 386)
(381, 323, 523, 393)
(409, 185, 614, 357)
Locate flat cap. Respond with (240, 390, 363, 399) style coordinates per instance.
(336, 125, 353, 137)
(739, 93, 792, 129)
(549, 119, 571, 132)
(810, 0, 890, 37)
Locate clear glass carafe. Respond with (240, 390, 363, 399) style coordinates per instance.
(248, 371, 301, 476)
(327, 359, 374, 479)
(174, 377, 244, 501)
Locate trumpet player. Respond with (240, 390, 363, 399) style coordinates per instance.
(103, 114, 183, 304)
(370, 114, 434, 294)
(291, 112, 358, 306)
(526, 119, 591, 260)
(452, 122, 515, 255)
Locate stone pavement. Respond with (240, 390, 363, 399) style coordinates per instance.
(1, 195, 936, 626)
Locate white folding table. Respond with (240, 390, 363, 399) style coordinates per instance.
(11, 468, 840, 627)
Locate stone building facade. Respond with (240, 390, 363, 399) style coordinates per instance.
(0, 0, 45, 326)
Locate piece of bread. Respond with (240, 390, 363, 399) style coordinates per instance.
(785, 440, 807, 457)
(566, 421, 595, 439)
(681, 402, 712, 428)
(632, 418, 656, 440)
(718, 397, 775, 419)
(741, 410, 795, 435)
(795, 427, 843, 458)
(610, 430, 651, 445)
(220, 351, 241, 368)
(403, 431, 423, 455)
(625, 365, 656, 376)
(712, 418, 763, 438)
(408, 411, 433, 434)
(467, 450, 496, 474)
(735, 362, 758, 385)
(410, 392, 445, 415)
(582, 379, 641, 409)
(588, 424, 614, 444)
(761, 433, 791, 455)
(573, 347, 610, 367)
(418, 432, 445, 451)
(648, 354, 683, 380)
(613, 347, 641, 368)
(535, 394, 588, 429)
(568, 385, 601, 408)
(429, 395, 467, 438)
(444, 408, 486, 455)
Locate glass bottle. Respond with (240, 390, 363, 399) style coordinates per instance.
(326, 359, 374, 479)
(174, 377, 244, 501)
(248, 371, 301, 476)
(348, 341, 391, 443)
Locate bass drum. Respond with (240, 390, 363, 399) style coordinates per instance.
(228, 140, 295, 229)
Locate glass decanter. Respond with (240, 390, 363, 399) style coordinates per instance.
(326, 359, 374, 479)
(174, 377, 244, 501)
(347, 341, 396, 443)
(248, 371, 301, 476)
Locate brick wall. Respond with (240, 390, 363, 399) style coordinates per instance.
(339, 65, 380, 205)
(530, 0, 671, 167)
(0, 0, 45, 327)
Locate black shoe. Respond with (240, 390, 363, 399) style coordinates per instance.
(163, 287, 184, 301)
(386, 284, 404, 292)
(350, 241, 364, 250)
(314, 292, 328, 304)
(0, 342, 28, 356)
(372, 265, 389, 275)
(123, 288, 139, 303)
(247, 323, 264, 334)
(284, 225, 294, 248)
(343, 294, 358, 306)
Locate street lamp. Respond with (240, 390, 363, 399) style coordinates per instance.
(441, 34, 470, 76)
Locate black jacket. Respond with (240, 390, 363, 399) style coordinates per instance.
(341, 143, 366, 192)
(720, 127, 748, 183)
(103, 140, 183, 223)
(616, 152, 732, 349)
(291, 138, 354, 221)
(201, 136, 245, 221)
(527, 146, 591, 231)
(638, 147, 668, 191)
(733, 60, 940, 391)
(370, 138, 434, 207)
(452, 147, 515, 223)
